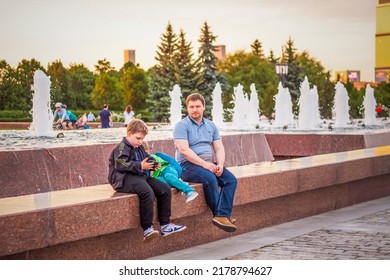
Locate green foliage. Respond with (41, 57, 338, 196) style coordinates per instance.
(219, 50, 278, 117)
(295, 51, 335, 119)
(66, 64, 95, 109)
(375, 81, 390, 117)
(47, 60, 69, 105)
(197, 21, 230, 117)
(120, 62, 150, 112)
(173, 29, 200, 100)
(149, 22, 179, 121)
(91, 73, 125, 110)
(282, 37, 303, 100)
(94, 58, 115, 75)
(251, 39, 264, 57)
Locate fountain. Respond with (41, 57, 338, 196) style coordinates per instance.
(273, 82, 294, 127)
(363, 84, 378, 126)
(247, 83, 260, 126)
(211, 82, 224, 128)
(232, 84, 247, 130)
(333, 81, 350, 127)
(28, 70, 55, 137)
(298, 76, 320, 130)
(169, 84, 182, 128)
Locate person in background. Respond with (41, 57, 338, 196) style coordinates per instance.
(62, 104, 77, 129)
(98, 103, 113, 128)
(173, 93, 238, 233)
(87, 111, 96, 122)
(76, 113, 90, 129)
(53, 102, 72, 130)
(124, 105, 135, 127)
(108, 119, 187, 242)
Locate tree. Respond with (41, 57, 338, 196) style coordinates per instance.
(91, 73, 125, 110)
(251, 39, 264, 57)
(94, 58, 115, 75)
(282, 37, 302, 101)
(173, 29, 199, 100)
(296, 51, 334, 119)
(268, 50, 279, 64)
(345, 81, 364, 119)
(197, 21, 230, 117)
(47, 60, 69, 106)
(67, 64, 95, 109)
(0, 60, 21, 110)
(219, 50, 278, 117)
(149, 22, 179, 121)
(14, 59, 45, 111)
(121, 62, 149, 112)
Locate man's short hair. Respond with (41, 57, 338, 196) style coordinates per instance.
(127, 119, 148, 135)
(186, 93, 205, 107)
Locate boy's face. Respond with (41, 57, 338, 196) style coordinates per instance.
(127, 132, 146, 147)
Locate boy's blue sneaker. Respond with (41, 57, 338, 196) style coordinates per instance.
(160, 223, 187, 237)
(143, 226, 160, 243)
(186, 191, 199, 203)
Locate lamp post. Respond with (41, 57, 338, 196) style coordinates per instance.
(275, 63, 289, 87)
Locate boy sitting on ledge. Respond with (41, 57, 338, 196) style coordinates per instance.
(108, 119, 186, 243)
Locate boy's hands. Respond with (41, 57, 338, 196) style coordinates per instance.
(141, 158, 161, 170)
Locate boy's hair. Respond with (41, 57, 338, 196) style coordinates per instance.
(127, 119, 148, 135)
(186, 93, 205, 106)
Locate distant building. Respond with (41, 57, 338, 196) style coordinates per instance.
(375, 0, 390, 82)
(335, 70, 361, 83)
(124, 49, 136, 64)
(214, 45, 226, 61)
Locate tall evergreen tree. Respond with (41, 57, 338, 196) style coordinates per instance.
(149, 22, 178, 122)
(251, 39, 264, 57)
(268, 49, 279, 64)
(282, 37, 302, 100)
(173, 29, 199, 100)
(197, 21, 229, 117)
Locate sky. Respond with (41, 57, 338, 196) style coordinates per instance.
(0, 0, 377, 81)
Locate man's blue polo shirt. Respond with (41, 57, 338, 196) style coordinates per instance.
(173, 116, 220, 164)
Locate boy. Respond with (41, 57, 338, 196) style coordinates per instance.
(108, 119, 186, 242)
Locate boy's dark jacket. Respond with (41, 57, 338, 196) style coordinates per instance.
(108, 137, 148, 190)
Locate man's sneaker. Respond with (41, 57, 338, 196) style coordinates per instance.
(186, 191, 199, 203)
(212, 216, 237, 232)
(160, 223, 187, 237)
(228, 217, 236, 225)
(143, 226, 160, 243)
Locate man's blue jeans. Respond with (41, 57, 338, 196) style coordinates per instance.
(180, 161, 237, 217)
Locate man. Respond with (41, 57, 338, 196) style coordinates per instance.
(98, 103, 113, 128)
(173, 93, 238, 232)
(53, 102, 72, 130)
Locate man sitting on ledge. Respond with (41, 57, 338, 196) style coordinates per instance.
(173, 93, 238, 232)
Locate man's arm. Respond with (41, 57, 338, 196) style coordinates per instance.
(174, 139, 217, 173)
(212, 140, 225, 176)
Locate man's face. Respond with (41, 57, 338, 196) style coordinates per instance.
(127, 132, 146, 147)
(56, 106, 62, 111)
(187, 100, 205, 121)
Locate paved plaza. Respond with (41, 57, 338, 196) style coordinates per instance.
(150, 196, 390, 260)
